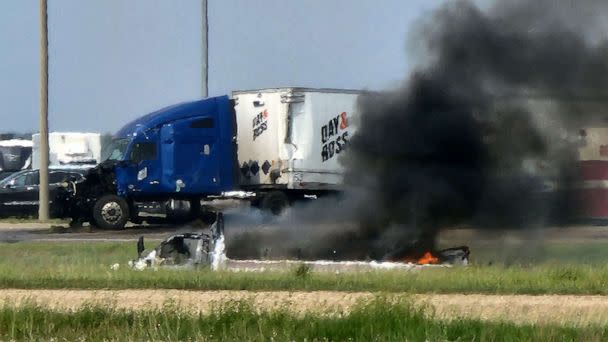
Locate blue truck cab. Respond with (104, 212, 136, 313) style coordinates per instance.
(79, 96, 238, 229)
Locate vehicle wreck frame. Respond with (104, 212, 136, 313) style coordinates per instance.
(129, 212, 225, 270)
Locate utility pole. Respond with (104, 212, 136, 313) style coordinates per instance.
(39, 0, 50, 221)
(202, 0, 208, 98)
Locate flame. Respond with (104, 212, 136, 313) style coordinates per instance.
(417, 251, 439, 265)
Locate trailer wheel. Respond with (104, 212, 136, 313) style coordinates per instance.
(92, 195, 129, 230)
(261, 191, 289, 215)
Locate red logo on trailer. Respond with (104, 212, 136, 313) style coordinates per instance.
(339, 112, 348, 130)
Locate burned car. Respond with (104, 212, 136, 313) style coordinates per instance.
(129, 213, 225, 270)
(431, 246, 470, 265)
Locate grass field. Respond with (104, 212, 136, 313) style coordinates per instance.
(0, 238, 607, 339)
(0, 297, 605, 341)
(1, 241, 608, 294)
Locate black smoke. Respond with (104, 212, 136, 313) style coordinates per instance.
(338, 0, 608, 258)
(225, 0, 608, 261)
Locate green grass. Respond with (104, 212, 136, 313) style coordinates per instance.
(447, 238, 608, 265)
(0, 298, 605, 341)
(1, 241, 608, 294)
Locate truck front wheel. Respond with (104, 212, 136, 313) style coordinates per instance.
(93, 195, 129, 229)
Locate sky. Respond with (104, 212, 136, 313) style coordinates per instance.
(0, 0, 444, 134)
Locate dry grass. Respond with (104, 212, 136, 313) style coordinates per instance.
(0, 289, 607, 326)
(1, 297, 604, 341)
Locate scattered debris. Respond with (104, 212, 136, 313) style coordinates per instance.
(126, 212, 469, 272)
(220, 247, 469, 273)
(436, 246, 470, 265)
(210, 233, 226, 271)
(221, 259, 445, 273)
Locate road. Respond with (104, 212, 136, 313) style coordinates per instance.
(0, 222, 196, 242)
(1, 217, 608, 244)
(0, 202, 275, 242)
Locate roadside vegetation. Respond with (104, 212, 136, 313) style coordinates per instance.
(1, 241, 608, 294)
(0, 297, 604, 341)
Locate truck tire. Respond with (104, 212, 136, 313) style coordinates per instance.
(92, 195, 130, 230)
(261, 191, 289, 215)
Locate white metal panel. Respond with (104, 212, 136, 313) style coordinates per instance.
(233, 88, 361, 190)
(287, 91, 359, 189)
(0, 140, 33, 147)
(234, 90, 286, 186)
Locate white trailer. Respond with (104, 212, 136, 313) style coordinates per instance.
(32, 132, 101, 169)
(0, 139, 33, 173)
(233, 88, 361, 212)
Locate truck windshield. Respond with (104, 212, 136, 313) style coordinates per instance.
(102, 138, 130, 161)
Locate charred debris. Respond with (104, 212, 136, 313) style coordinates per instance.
(129, 213, 225, 270)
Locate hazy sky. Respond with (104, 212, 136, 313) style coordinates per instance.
(0, 0, 444, 133)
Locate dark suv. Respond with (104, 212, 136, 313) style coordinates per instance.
(0, 168, 87, 218)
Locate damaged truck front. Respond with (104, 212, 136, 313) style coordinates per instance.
(70, 96, 238, 229)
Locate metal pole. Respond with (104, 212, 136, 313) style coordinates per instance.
(39, 0, 50, 221)
(202, 0, 208, 98)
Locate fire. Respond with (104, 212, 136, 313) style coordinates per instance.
(417, 251, 439, 265)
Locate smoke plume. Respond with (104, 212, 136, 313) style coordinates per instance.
(340, 0, 608, 258)
(227, 0, 608, 261)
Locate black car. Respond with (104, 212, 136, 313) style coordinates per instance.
(0, 171, 15, 182)
(0, 168, 87, 218)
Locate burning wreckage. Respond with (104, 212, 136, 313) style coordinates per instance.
(127, 213, 470, 272)
(129, 213, 226, 270)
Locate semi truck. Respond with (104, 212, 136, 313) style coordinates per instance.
(0, 139, 32, 180)
(0, 133, 101, 181)
(32, 132, 102, 168)
(69, 88, 362, 229)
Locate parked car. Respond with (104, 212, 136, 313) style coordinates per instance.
(0, 168, 88, 218)
(0, 172, 15, 182)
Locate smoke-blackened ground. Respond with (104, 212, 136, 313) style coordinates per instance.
(228, 0, 608, 261)
(223, 198, 370, 260)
